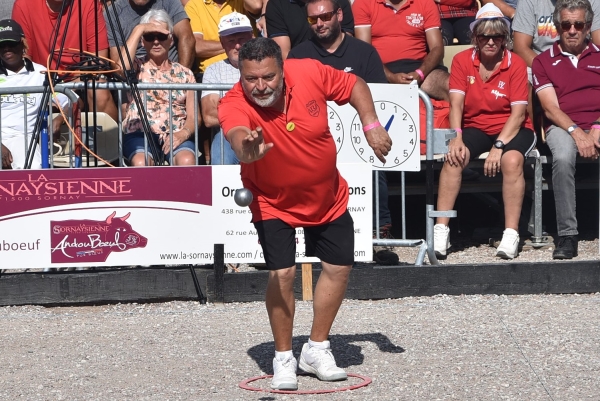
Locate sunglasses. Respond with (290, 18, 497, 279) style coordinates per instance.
(142, 32, 170, 42)
(477, 34, 504, 42)
(0, 41, 21, 48)
(560, 20, 587, 31)
(307, 10, 337, 25)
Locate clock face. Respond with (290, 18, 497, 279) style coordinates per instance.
(327, 105, 344, 153)
(349, 100, 418, 168)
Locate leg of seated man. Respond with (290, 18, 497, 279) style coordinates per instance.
(545, 125, 579, 237)
(421, 69, 450, 101)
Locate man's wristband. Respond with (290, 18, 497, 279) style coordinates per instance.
(363, 121, 381, 132)
(453, 128, 463, 134)
(591, 121, 600, 130)
(415, 69, 425, 81)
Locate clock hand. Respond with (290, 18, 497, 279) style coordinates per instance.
(384, 115, 394, 131)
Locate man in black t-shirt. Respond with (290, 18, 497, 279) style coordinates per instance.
(265, 0, 354, 58)
(288, 0, 398, 265)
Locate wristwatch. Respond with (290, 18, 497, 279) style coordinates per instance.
(567, 124, 579, 134)
(493, 140, 505, 149)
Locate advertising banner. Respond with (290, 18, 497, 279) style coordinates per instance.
(0, 164, 371, 269)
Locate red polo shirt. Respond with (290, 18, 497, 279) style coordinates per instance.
(352, 0, 441, 64)
(532, 42, 600, 130)
(449, 48, 532, 134)
(218, 59, 357, 227)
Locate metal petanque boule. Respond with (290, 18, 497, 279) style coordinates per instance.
(234, 188, 253, 207)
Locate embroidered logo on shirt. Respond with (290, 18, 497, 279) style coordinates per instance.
(587, 65, 600, 69)
(306, 100, 320, 117)
(498, 81, 506, 89)
(552, 59, 562, 66)
(467, 75, 475, 84)
(491, 89, 506, 99)
(343, 67, 354, 73)
(406, 13, 424, 28)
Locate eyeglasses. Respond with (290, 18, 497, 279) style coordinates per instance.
(560, 20, 587, 31)
(142, 32, 170, 42)
(307, 10, 337, 25)
(477, 34, 504, 42)
(0, 41, 21, 48)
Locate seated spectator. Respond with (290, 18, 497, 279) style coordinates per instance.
(0, 19, 69, 169)
(265, 0, 355, 59)
(119, 9, 198, 166)
(532, 0, 600, 259)
(513, 0, 600, 80)
(186, 0, 261, 75)
(201, 12, 254, 165)
(106, 0, 195, 70)
(434, 4, 535, 259)
(436, 0, 478, 45)
(481, 0, 518, 20)
(352, 0, 450, 101)
(12, 0, 118, 122)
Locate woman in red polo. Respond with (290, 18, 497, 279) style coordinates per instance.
(434, 4, 535, 260)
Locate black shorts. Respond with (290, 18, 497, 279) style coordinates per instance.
(385, 59, 449, 75)
(254, 210, 355, 270)
(462, 127, 536, 160)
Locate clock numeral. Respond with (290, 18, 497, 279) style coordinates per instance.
(369, 156, 374, 163)
(353, 123, 361, 130)
(402, 113, 407, 121)
(359, 148, 364, 155)
(336, 137, 341, 143)
(329, 111, 335, 119)
(394, 157, 400, 164)
(353, 136, 361, 144)
(408, 125, 414, 133)
(336, 123, 341, 131)
(379, 102, 386, 110)
(403, 149, 408, 157)
(410, 138, 414, 145)
(394, 105, 398, 113)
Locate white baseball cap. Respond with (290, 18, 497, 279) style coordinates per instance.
(218, 12, 253, 37)
(469, 3, 511, 32)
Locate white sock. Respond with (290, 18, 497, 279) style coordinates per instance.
(275, 350, 293, 361)
(308, 339, 329, 349)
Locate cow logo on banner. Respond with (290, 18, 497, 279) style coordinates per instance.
(50, 211, 147, 263)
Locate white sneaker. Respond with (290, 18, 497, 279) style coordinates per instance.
(434, 224, 450, 257)
(298, 341, 347, 381)
(496, 228, 520, 259)
(271, 353, 298, 390)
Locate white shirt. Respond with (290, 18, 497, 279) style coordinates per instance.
(201, 59, 240, 99)
(0, 60, 69, 140)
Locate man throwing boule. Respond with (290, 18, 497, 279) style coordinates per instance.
(218, 37, 392, 390)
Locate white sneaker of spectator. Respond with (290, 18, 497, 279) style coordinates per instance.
(298, 340, 347, 381)
(434, 224, 450, 257)
(271, 351, 298, 390)
(496, 228, 520, 259)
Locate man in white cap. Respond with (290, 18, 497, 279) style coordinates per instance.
(201, 12, 253, 165)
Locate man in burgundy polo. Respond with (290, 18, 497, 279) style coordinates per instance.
(532, 0, 600, 259)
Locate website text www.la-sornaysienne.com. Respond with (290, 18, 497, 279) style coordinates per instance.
(159, 249, 366, 261)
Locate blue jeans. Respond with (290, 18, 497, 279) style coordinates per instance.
(545, 125, 579, 236)
(210, 130, 239, 165)
(373, 171, 391, 228)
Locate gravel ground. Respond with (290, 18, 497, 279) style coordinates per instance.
(1, 294, 599, 400)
